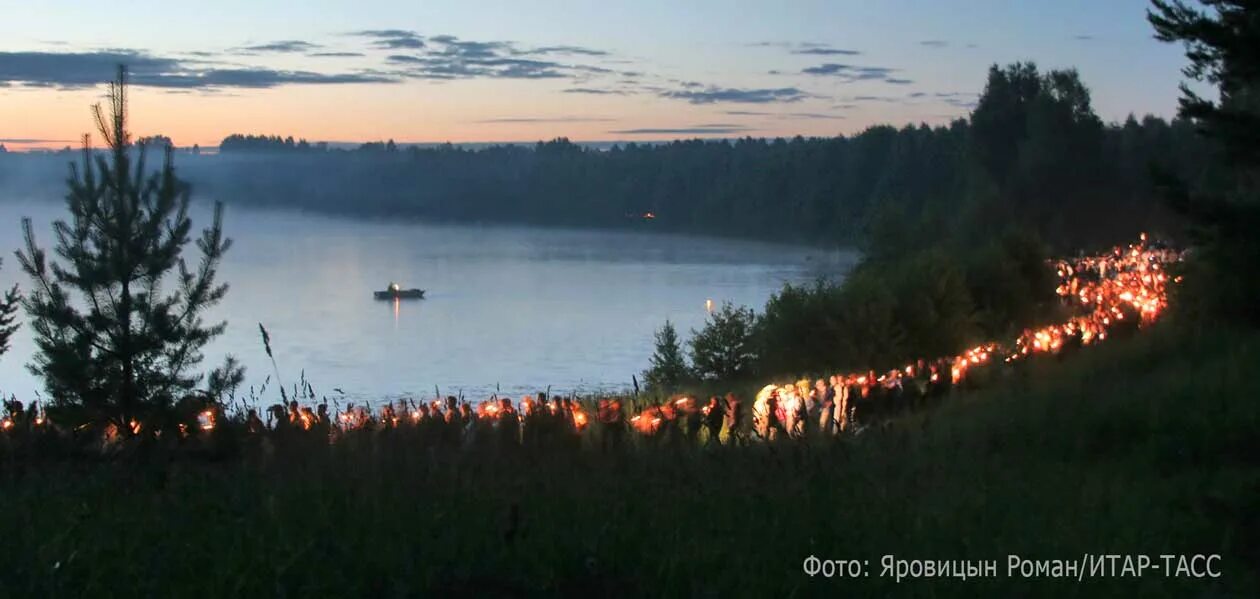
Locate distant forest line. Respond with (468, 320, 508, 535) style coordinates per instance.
(0, 64, 1219, 252)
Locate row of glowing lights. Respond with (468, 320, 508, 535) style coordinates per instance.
(1, 236, 1180, 436)
(737, 233, 1180, 425)
(0, 415, 207, 435)
(334, 397, 591, 432)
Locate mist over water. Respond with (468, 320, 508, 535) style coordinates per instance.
(0, 196, 855, 405)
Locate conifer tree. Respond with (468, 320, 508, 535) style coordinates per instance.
(642, 320, 689, 392)
(16, 66, 242, 431)
(1149, 0, 1260, 324)
(0, 259, 18, 358)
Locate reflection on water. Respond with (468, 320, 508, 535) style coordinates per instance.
(0, 198, 856, 404)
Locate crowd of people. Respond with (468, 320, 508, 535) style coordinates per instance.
(242, 393, 748, 450)
(2, 392, 731, 453)
(1, 236, 1180, 455)
(742, 234, 1180, 441)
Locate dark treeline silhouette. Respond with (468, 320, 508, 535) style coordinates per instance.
(219, 134, 329, 153)
(1, 64, 1212, 254)
(198, 116, 1205, 253)
(193, 64, 1212, 253)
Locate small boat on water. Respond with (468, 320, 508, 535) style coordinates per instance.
(374, 282, 425, 300)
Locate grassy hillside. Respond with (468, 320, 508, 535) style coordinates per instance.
(1, 323, 1255, 597)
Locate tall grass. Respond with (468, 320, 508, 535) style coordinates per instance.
(0, 323, 1255, 597)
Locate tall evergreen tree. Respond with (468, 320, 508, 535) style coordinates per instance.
(969, 62, 1042, 186)
(0, 259, 18, 358)
(642, 320, 689, 392)
(1149, 0, 1260, 324)
(15, 66, 242, 431)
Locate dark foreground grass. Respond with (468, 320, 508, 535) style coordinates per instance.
(1, 324, 1257, 597)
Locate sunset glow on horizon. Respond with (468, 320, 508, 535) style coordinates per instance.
(2, 0, 1191, 151)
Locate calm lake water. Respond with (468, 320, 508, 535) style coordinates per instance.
(0, 197, 855, 404)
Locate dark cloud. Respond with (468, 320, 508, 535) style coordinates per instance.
(152, 69, 395, 87)
(395, 55, 569, 79)
(919, 40, 949, 47)
(851, 95, 901, 103)
(431, 37, 514, 59)
(1072, 34, 1095, 41)
(374, 35, 617, 81)
(429, 36, 612, 64)
(0, 51, 180, 88)
(0, 50, 398, 89)
(571, 64, 614, 75)
(527, 45, 609, 56)
(784, 112, 844, 120)
(386, 54, 426, 64)
(474, 117, 616, 123)
(309, 51, 365, 58)
(563, 87, 629, 95)
(908, 92, 927, 98)
(751, 42, 862, 56)
(353, 30, 426, 49)
(801, 63, 897, 82)
(920, 92, 978, 108)
(609, 124, 752, 135)
(385, 38, 427, 49)
(0, 137, 76, 143)
(943, 97, 978, 109)
(723, 110, 843, 120)
(749, 41, 824, 48)
(792, 48, 862, 56)
(885, 78, 913, 85)
(660, 86, 809, 104)
(934, 92, 978, 108)
(356, 29, 417, 37)
(235, 40, 321, 53)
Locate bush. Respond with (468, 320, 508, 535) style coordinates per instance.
(755, 279, 846, 377)
(689, 302, 758, 381)
(749, 232, 1056, 380)
(965, 230, 1058, 337)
